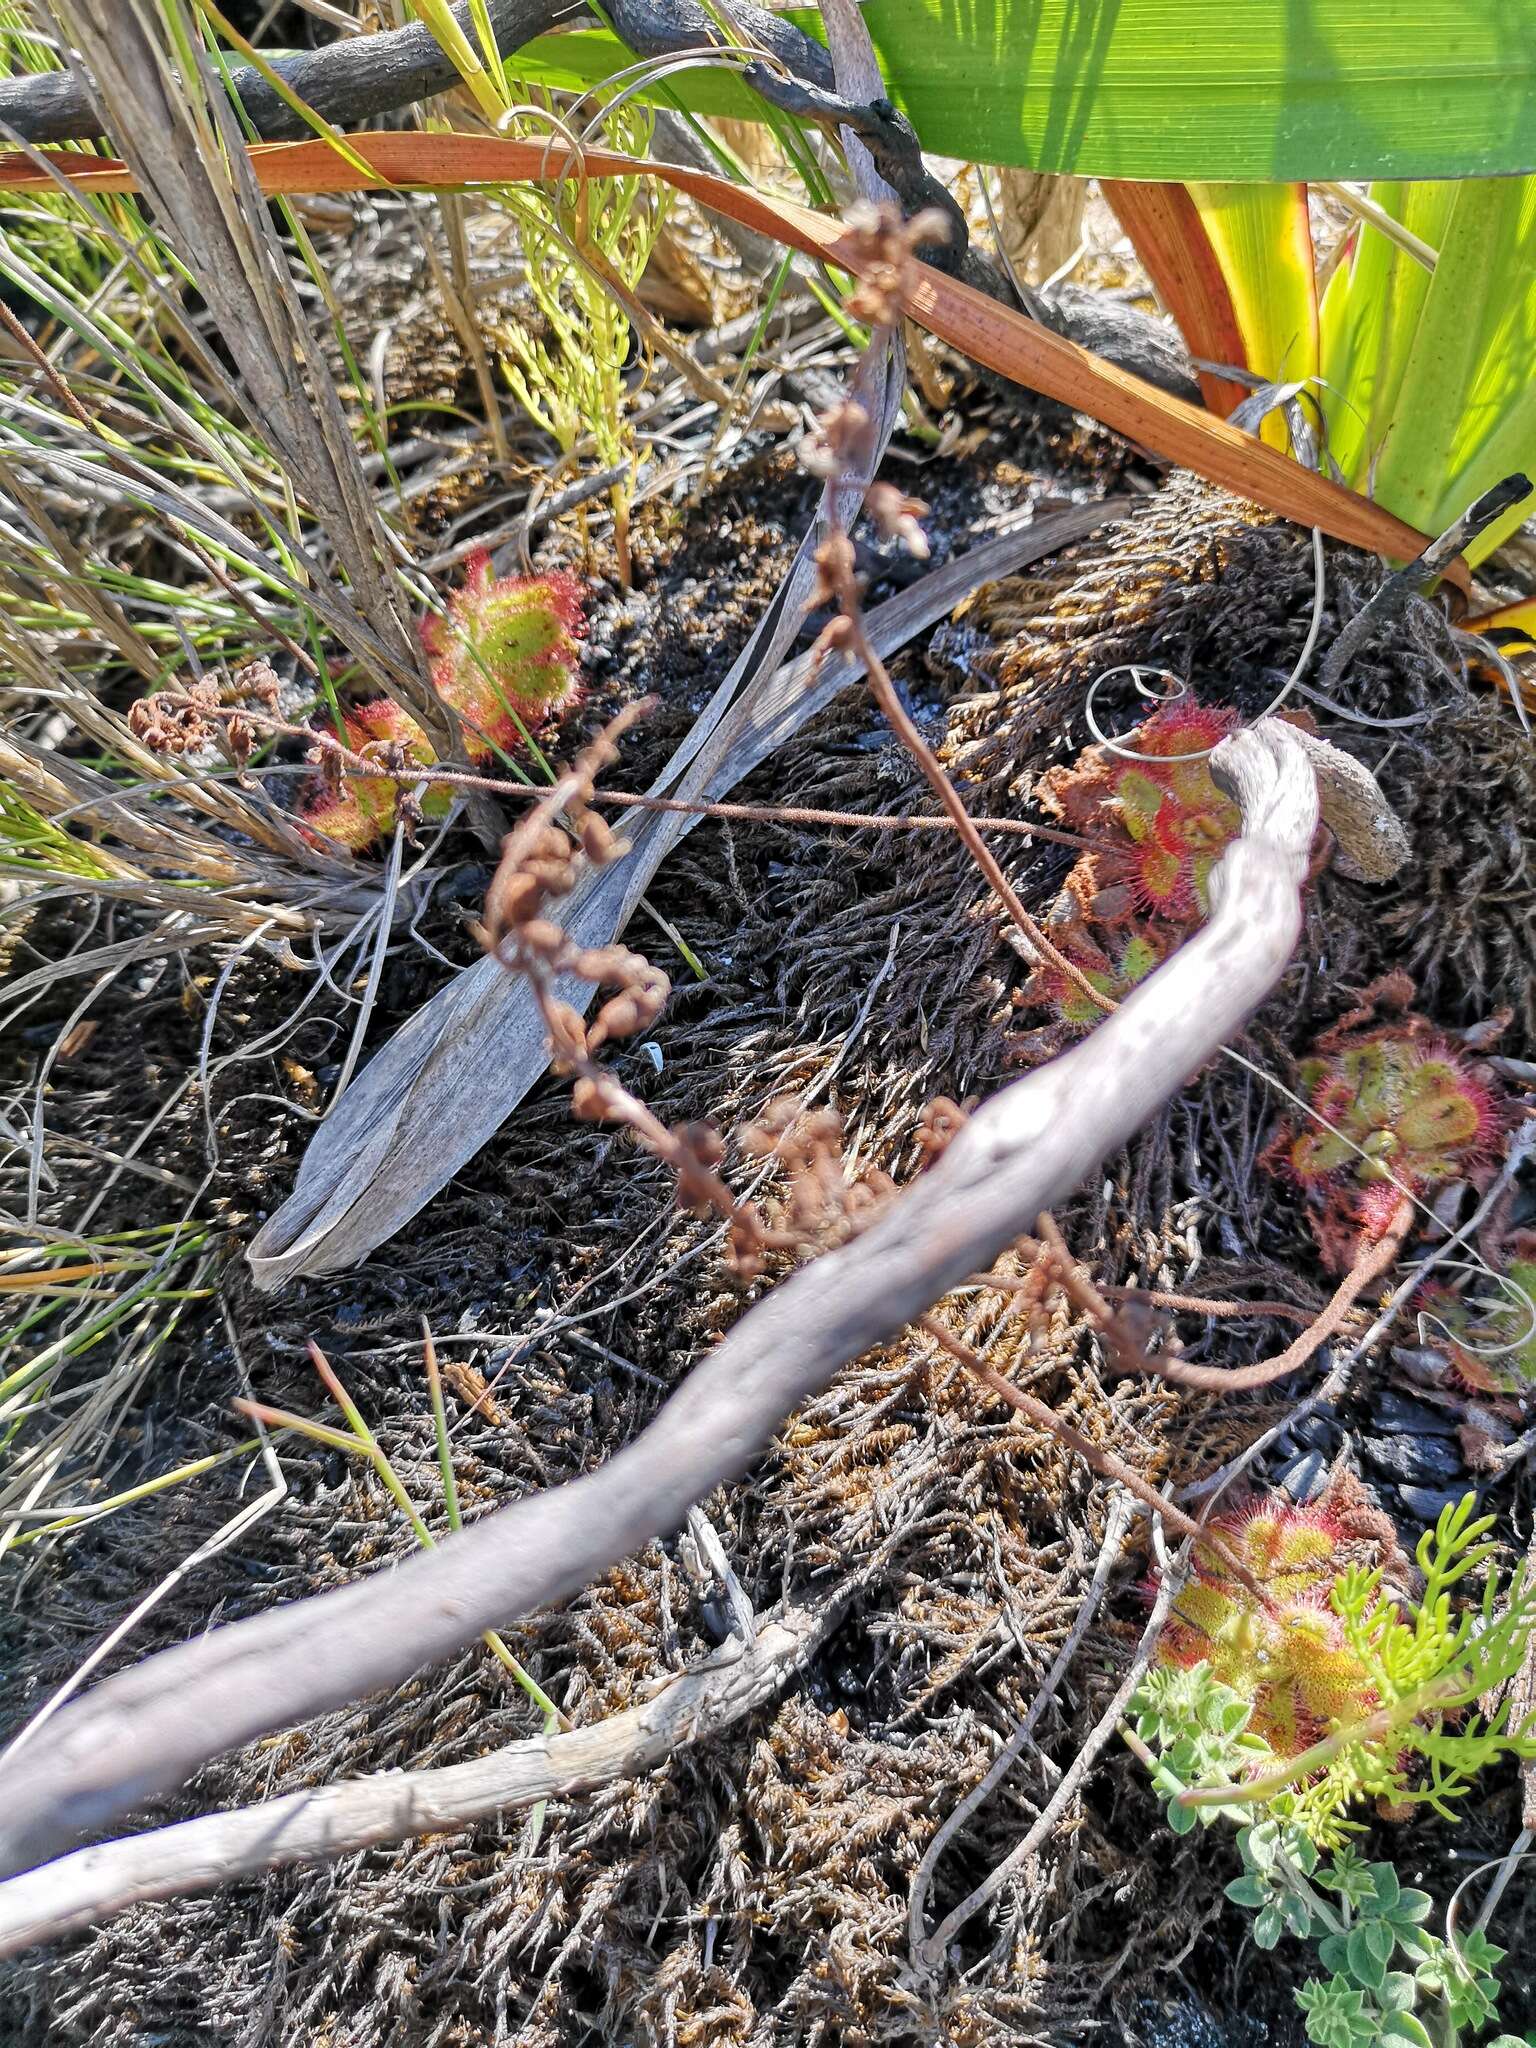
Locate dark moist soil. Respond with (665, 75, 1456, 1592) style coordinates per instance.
(3, 429, 1535, 2047)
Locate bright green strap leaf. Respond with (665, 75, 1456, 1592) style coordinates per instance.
(515, 6, 1536, 181)
(1319, 182, 1454, 485)
(1186, 182, 1317, 445)
(1372, 177, 1536, 554)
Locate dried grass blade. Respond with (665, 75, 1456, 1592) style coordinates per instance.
(40, 6, 430, 707)
(0, 131, 1459, 579)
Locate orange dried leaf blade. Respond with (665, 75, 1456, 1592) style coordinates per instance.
(0, 134, 1456, 581)
(1189, 182, 1319, 413)
(1469, 594, 1536, 641)
(1101, 180, 1252, 416)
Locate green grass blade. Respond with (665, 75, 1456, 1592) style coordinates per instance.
(516, 6, 1536, 181)
(1319, 182, 1456, 487)
(1372, 179, 1535, 539)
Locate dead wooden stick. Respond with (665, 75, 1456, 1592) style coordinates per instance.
(0, 719, 1318, 1883)
(0, 0, 831, 146)
(0, 1601, 838, 1959)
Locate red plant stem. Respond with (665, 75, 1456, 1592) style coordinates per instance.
(1097, 1283, 1318, 1327)
(140, 694, 1096, 850)
(520, 785, 1091, 849)
(973, 1269, 1319, 1328)
(1112, 1199, 1413, 1394)
(828, 590, 1115, 1015)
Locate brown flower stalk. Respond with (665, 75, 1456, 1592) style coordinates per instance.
(804, 205, 1116, 1021)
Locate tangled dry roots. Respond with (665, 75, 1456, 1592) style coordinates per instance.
(3, 472, 1523, 2046)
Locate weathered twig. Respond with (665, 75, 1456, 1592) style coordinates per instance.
(1098, 1283, 1317, 1326)
(0, 717, 1319, 1880)
(912, 1520, 1182, 1970)
(0, 0, 826, 145)
(0, 1600, 840, 1959)
(969, 1266, 1322, 1327)
(905, 1490, 1135, 1966)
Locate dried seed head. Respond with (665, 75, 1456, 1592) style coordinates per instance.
(233, 656, 282, 710)
(915, 1095, 969, 1161)
(865, 481, 930, 560)
(802, 397, 875, 480)
(833, 199, 949, 327)
(544, 1000, 589, 1068)
(676, 1121, 726, 1169)
(570, 1076, 608, 1121)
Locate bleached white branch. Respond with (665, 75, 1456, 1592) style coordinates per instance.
(0, 721, 1320, 1891)
(0, 1603, 835, 1958)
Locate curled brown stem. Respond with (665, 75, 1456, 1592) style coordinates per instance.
(1103, 1199, 1412, 1394)
(129, 632, 1094, 855)
(1096, 1283, 1318, 1327)
(817, 563, 1115, 1018)
(974, 1268, 1319, 1327)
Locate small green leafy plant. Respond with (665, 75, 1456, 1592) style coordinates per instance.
(1138, 1494, 1536, 1840)
(1010, 921, 1166, 1063)
(424, 550, 585, 749)
(297, 697, 446, 853)
(1038, 699, 1243, 923)
(1228, 1829, 1518, 2048)
(1130, 1495, 1536, 2046)
(1149, 1496, 1371, 1762)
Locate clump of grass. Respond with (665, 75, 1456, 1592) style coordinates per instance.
(493, 91, 666, 580)
(238, 1332, 567, 1749)
(0, 1223, 217, 1543)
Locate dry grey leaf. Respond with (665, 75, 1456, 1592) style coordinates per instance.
(246, 500, 1121, 1286)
